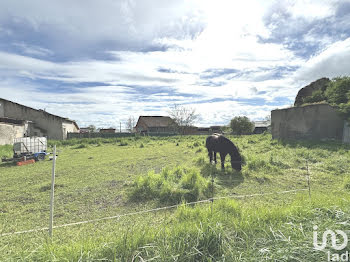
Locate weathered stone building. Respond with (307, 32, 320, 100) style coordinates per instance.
(271, 104, 345, 141)
(253, 120, 271, 134)
(0, 118, 28, 145)
(0, 98, 79, 144)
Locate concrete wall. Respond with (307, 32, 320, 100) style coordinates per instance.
(0, 100, 4, 117)
(343, 122, 350, 144)
(271, 104, 344, 141)
(0, 122, 26, 145)
(0, 99, 65, 139)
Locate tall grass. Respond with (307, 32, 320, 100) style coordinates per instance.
(2, 134, 350, 260)
(129, 166, 213, 204)
(0, 144, 12, 158)
(30, 192, 350, 261)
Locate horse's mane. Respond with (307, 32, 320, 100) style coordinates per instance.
(218, 135, 241, 160)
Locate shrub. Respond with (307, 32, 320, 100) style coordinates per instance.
(302, 89, 326, 104)
(230, 116, 254, 135)
(129, 166, 212, 204)
(300, 76, 350, 121)
(325, 76, 350, 105)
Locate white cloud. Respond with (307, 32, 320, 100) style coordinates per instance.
(294, 37, 350, 83)
(12, 43, 54, 57)
(0, 0, 349, 127)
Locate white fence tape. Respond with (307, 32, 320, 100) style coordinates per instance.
(0, 188, 307, 237)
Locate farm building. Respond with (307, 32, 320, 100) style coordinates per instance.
(79, 127, 91, 133)
(253, 121, 271, 134)
(209, 126, 223, 134)
(271, 103, 349, 142)
(197, 127, 210, 134)
(0, 118, 29, 145)
(135, 116, 176, 134)
(0, 98, 79, 145)
(100, 128, 116, 133)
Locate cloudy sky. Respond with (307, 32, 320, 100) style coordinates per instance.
(0, 0, 350, 128)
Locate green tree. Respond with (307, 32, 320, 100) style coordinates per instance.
(298, 76, 350, 121)
(87, 125, 96, 132)
(168, 104, 198, 135)
(230, 116, 254, 135)
(325, 77, 350, 120)
(325, 77, 350, 104)
(302, 89, 326, 104)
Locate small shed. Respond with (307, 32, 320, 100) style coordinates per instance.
(100, 128, 116, 133)
(253, 121, 271, 134)
(79, 127, 91, 133)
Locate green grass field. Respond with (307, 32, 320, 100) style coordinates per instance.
(1, 134, 350, 261)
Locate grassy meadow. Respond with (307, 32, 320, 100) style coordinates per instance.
(0, 134, 350, 261)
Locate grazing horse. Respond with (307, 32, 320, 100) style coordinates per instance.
(205, 134, 242, 171)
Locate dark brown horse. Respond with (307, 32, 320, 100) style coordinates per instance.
(205, 134, 242, 171)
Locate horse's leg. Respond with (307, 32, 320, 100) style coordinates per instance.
(208, 150, 213, 163)
(220, 153, 226, 170)
(214, 151, 217, 164)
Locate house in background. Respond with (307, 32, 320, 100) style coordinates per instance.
(135, 116, 176, 134)
(79, 127, 91, 133)
(0, 118, 29, 145)
(253, 121, 271, 134)
(99, 128, 116, 133)
(197, 127, 210, 135)
(0, 98, 79, 144)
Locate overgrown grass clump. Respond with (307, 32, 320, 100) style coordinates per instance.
(0, 144, 12, 158)
(130, 166, 213, 204)
(30, 193, 350, 261)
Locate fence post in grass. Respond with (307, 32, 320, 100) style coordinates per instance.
(49, 145, 56, 238)
(211, 172, 214, 215)
(306, 159, 311, 200)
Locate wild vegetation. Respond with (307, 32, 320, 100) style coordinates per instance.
(130, 166, 213, 204)
(302, 76, 350, 120)
(0, 134, 350, 261)
(229, 116, 255, 135)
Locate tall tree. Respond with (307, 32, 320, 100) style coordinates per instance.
(87, 125, 96, 132)
(126, 116, 136, 132)
(168, 104, 198, 134)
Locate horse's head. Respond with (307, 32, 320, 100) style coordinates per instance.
(230, 151, 242, 171)
(231, 159, 242, 171)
